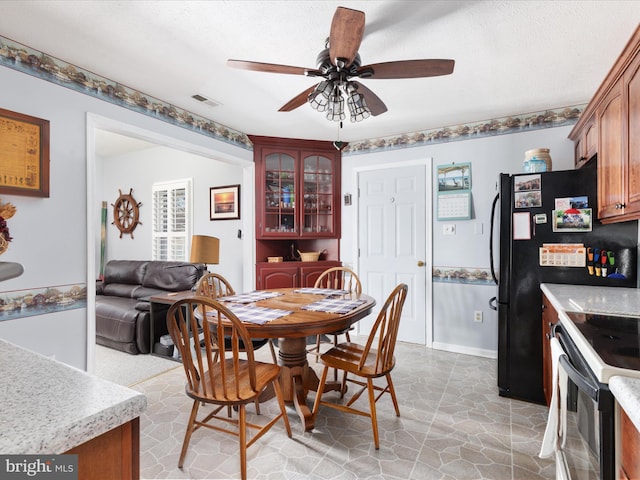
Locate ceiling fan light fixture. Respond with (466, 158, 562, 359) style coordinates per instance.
(308, 80, 332, 112)
(326, 85, 345, 121)
(346, 83, 370, 122)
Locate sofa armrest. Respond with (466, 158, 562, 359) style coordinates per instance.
(96, 280, 105, 295)
(135, 300, 150, 311)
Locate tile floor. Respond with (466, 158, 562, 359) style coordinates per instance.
(132, 338, 594, 479)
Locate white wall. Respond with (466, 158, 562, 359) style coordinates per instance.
(342, 125, 576, 357)
(0, 66, 250, 369)
(99, 145, 245, 288)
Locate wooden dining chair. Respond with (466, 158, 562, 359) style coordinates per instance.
(167, 296, 292, 480)
(194, 271, 235, 298)
(195, 272, 277, 364)
(308, 267, 363, 365)
(311, 283, 408, 449)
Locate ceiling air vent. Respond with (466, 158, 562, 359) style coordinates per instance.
(191, 94, 222, 108)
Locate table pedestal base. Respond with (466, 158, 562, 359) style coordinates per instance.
(277, 337, 342, 431)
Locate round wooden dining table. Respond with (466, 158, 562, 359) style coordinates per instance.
(217, 288, 376, 431)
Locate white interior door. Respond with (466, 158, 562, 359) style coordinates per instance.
(356, 162, 430, 345)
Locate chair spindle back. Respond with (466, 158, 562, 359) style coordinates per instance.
(360, 283, 408, 372)
(314, 267, 362, 294)
(167, 296, 259, 401)
(195, 272, 235, 299)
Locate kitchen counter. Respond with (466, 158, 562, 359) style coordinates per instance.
(0, 339, 147, 454)
(609, 376, 640, 431)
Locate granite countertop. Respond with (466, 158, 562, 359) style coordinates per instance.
(0, 339, 147, 454)
(540, 283, 640, 316)
(541, 283, 640, 432)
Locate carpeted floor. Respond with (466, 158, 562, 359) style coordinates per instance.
(94, 344, 181, 387)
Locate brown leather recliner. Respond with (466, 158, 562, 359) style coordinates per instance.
(96, 260, 204, 354)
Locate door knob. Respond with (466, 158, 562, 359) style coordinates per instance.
(417, 261, 425, 267)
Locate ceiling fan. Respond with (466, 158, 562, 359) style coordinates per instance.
(227, 6, 455, 123)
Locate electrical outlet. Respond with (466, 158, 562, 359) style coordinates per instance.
(474, 310, 483, 323)
(443, 224, 456, 235)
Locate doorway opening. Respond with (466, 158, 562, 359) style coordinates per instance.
(85, 113, 255, 373)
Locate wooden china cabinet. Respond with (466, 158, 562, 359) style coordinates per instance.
(250, 136, 342, 289)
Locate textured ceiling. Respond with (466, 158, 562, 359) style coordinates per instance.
(2, 1, 640, 148)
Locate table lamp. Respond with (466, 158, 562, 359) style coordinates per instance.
(190, 235, 220, 272)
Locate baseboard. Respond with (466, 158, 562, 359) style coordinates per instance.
(431, 341, 497, 359)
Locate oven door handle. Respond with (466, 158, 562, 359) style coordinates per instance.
(552, 323, 600, 401)
(558, 355, 599, 401)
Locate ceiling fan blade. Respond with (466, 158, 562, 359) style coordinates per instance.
(227, 59, 308, 76)
(359, 59, 455, 79)
(352, 81, 387, 116)
(329, 7, 365, 67)
(278, 84, 318, 112)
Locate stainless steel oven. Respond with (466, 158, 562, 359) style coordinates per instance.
(552, 323, 614, 480)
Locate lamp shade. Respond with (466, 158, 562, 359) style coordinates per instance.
(190, 235, 220, 265)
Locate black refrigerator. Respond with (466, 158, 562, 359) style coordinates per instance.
(490, 165, 638, 405)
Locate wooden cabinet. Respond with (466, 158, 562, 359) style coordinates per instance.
(66, 418, 139, 480)
(571, 114, 597, 169)
(598, 49, 640, 222)
(251, 135, 341, 241)
(257, 263, 298, 289)
(597, 81, 625, 219)
(256, 261, 340, 289)
(541, 294, 560, 407)
(624, 51, 640, 217)
(568, 25, 640, 223)
(620, 408, 640, 480)
(251, 135, 343, 289)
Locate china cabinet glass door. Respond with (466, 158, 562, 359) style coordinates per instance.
(264, 152, 296, 234)
(302, 154, 334, 236)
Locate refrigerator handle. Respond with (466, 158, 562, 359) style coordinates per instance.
(489, 193, 499, 285)
(489, 296, 497, 311)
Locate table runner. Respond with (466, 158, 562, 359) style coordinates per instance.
(301, 298, 366, 314)
(294, 288, 349, 296)
(217, 291, 283, 303)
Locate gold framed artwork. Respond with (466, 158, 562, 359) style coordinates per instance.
(210, 184, 240, 220)
(0, 108, 50, 197)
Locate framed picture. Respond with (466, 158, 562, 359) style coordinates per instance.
(515, 190, 542, 208)
(514, 174, 541, 192)
(210, 184, 240, 220)
(437, 163, 471, 192)
(552, 208, 593, 232)
(0, 108, 50, 197)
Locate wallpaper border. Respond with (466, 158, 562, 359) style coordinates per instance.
(0, 35, 584, 155)
(0, 283, 87, 322)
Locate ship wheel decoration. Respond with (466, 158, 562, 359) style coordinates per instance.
(111, 188, 142, 238)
